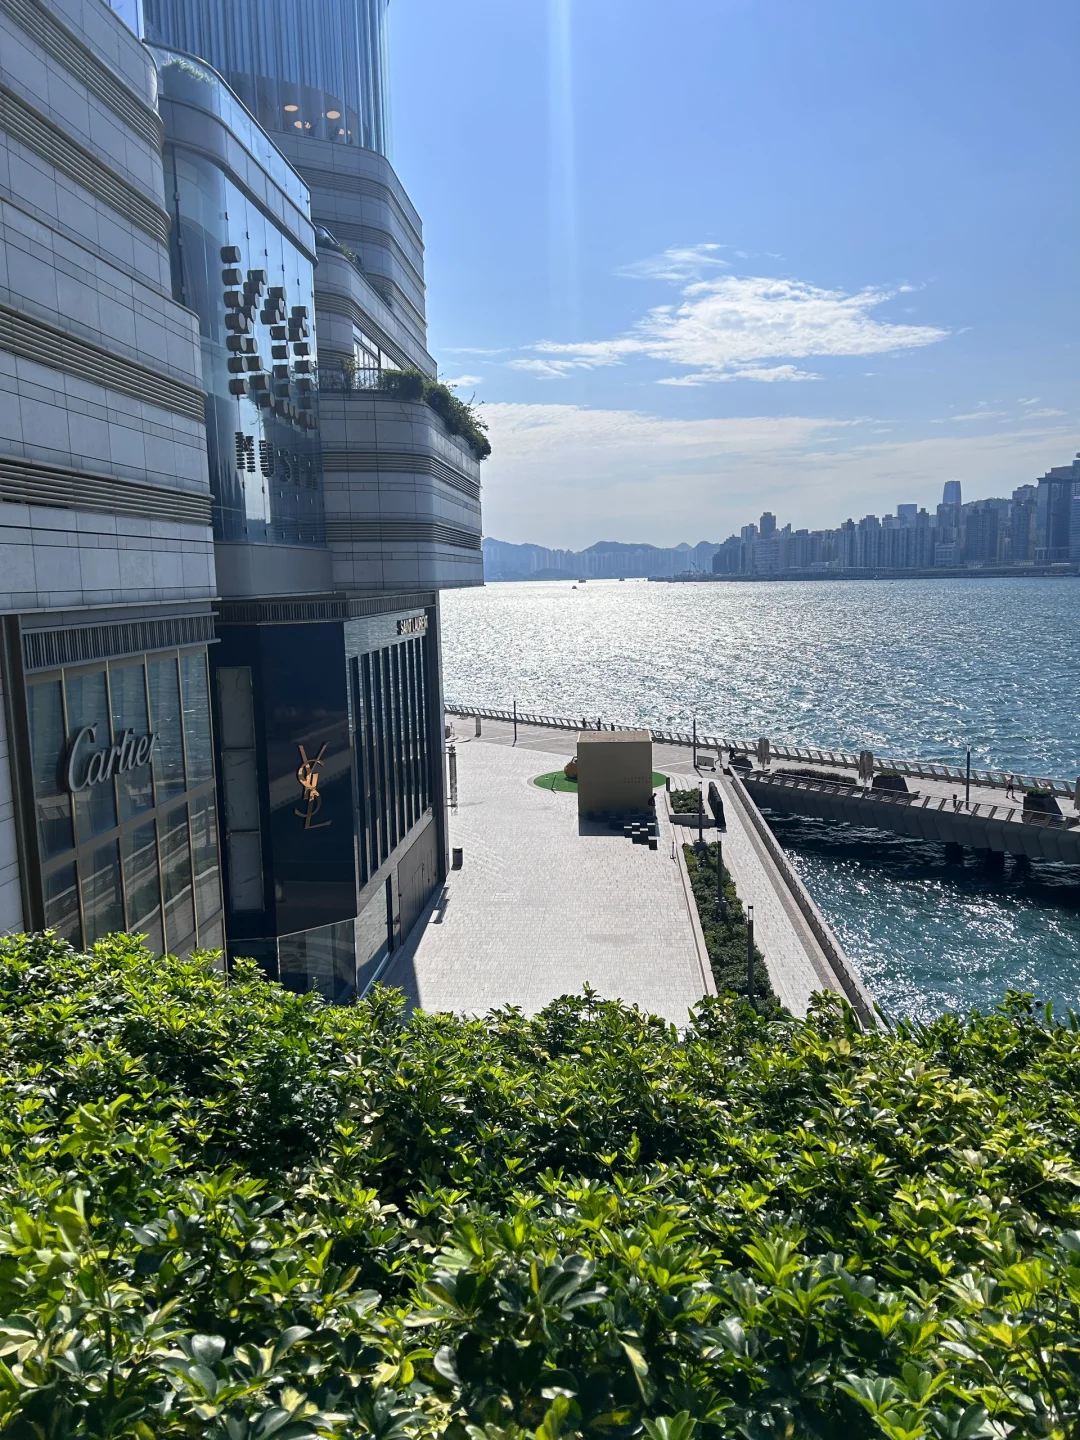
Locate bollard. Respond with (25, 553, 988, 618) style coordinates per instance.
(746, 904, 755, 1006)
(513, 698, 517, 746)
(452, 847, 463, 870)
(475, 715, 481, 737)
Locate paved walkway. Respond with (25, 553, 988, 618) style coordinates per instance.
(382, 733, 710, 1025)
(668, 773, 844, 1015)
(450, 716, 859, 1017)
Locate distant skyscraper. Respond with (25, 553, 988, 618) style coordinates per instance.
(897, 504, 917, 528)
(942, 480, 962, 507)
(759, 511, 777, 538)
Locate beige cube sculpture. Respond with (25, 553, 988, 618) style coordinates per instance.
(576, 730, 653, 818)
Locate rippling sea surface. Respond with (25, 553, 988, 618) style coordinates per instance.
(441, 578, 1080, 1020)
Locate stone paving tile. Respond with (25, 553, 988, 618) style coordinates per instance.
(383, 736, 710, 1026)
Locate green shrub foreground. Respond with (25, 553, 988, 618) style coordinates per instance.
(1, 936, 1080, 1438)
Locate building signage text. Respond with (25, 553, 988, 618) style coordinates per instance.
(397, 615, 428, 636)
(66, 726, 156, 793)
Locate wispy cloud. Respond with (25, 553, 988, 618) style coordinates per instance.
(615, 243, 729, 282)
(506, 357, 595, 380)
(442, 346, 509, 356)
(523, 259, 948, 384)
(440, 374, 483, 388)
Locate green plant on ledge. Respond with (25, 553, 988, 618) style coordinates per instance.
(684, 840, 779, 1012)
(2, 932, 1080, 1436)
(376, 368, 491, 460)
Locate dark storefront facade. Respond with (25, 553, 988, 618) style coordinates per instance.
(1, 616, 224, 955)
(212, 596, 444, 1000)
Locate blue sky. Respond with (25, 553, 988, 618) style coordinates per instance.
(393, 0, 1079, 549)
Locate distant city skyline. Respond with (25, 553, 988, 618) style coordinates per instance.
(392, 1, 1080, 546)
(484, 452, 1080, 579)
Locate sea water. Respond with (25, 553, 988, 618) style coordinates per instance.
(441, 577, 1080, 1019)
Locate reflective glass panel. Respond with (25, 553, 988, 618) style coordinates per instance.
(180, 653, 214, 784)
(82, 841, 124, 945)
(148, 658, 186, 799)
(122, 820, 163, 957)
(198, 916, 224, 954)
(190, 791, 222, 927)
(43, 863, 80, 944)
(110, 662, 154, 822)
(159, 804, 195, 952)
(65, 669, 117, 842)
(27, 679, 73, 859)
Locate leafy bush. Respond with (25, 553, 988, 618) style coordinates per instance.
(2, 932, 1080, 1437)
(670, 790, 705, 813)
(683, 842, 779, 1013)
(376, 369, 490, 460)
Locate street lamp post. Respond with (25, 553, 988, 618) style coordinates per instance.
(746, 904, 755, 1007)
(513, 698, 517, 746)
(965, 747, 971, 808)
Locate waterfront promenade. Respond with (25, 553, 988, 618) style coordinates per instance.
(383, 717, 866, 1022)
(382, 730, 711, 1025)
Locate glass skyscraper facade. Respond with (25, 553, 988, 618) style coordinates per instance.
(143, 0, 392, 155)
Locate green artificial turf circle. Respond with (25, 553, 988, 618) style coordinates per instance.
(532, 769, 667, 792)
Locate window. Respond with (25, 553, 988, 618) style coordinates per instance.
(159, 804, 195, 952)
(352, 633, 434, 886)
(25, 648, 223, 955)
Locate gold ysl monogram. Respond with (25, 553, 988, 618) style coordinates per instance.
(295, 743, 331, 829)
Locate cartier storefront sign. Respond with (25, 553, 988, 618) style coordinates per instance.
(66, 726, 157, 793)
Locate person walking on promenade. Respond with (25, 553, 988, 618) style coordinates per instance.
(1005, 774, 1015, 799)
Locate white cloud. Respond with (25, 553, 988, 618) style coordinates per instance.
(527, 266, 948, 384)
(1026, 407, 1066, 418)
(440, 374, 483, 388)
(658, 363, 822, 386)
(614, 243, 729, 282)
(506, 357, 586, 380)
(442, 345, 509, 355)
(478, 402, 1075, 548)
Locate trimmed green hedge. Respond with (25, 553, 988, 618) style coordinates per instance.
(1, 933, 1080, 1437)
(683, 842, 779, 1013)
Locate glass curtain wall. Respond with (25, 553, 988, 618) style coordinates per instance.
(26, 649, 224, 955)
(351, 633, 431, 886)
(143, 0, 392, 155)
(156, 51, 323, 547)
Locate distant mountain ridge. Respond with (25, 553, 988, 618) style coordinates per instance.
(483, 537, 718, 581)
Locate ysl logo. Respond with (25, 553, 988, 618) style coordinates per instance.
(294, 743, 331, 829)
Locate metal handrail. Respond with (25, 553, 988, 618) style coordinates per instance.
(444, 702, 1077, 799)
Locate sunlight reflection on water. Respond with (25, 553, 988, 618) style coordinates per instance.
(442, 578, 1080, 1018)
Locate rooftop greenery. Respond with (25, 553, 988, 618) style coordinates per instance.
(1, 933, 1079, 1438)
(374, 369, 491, 461)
